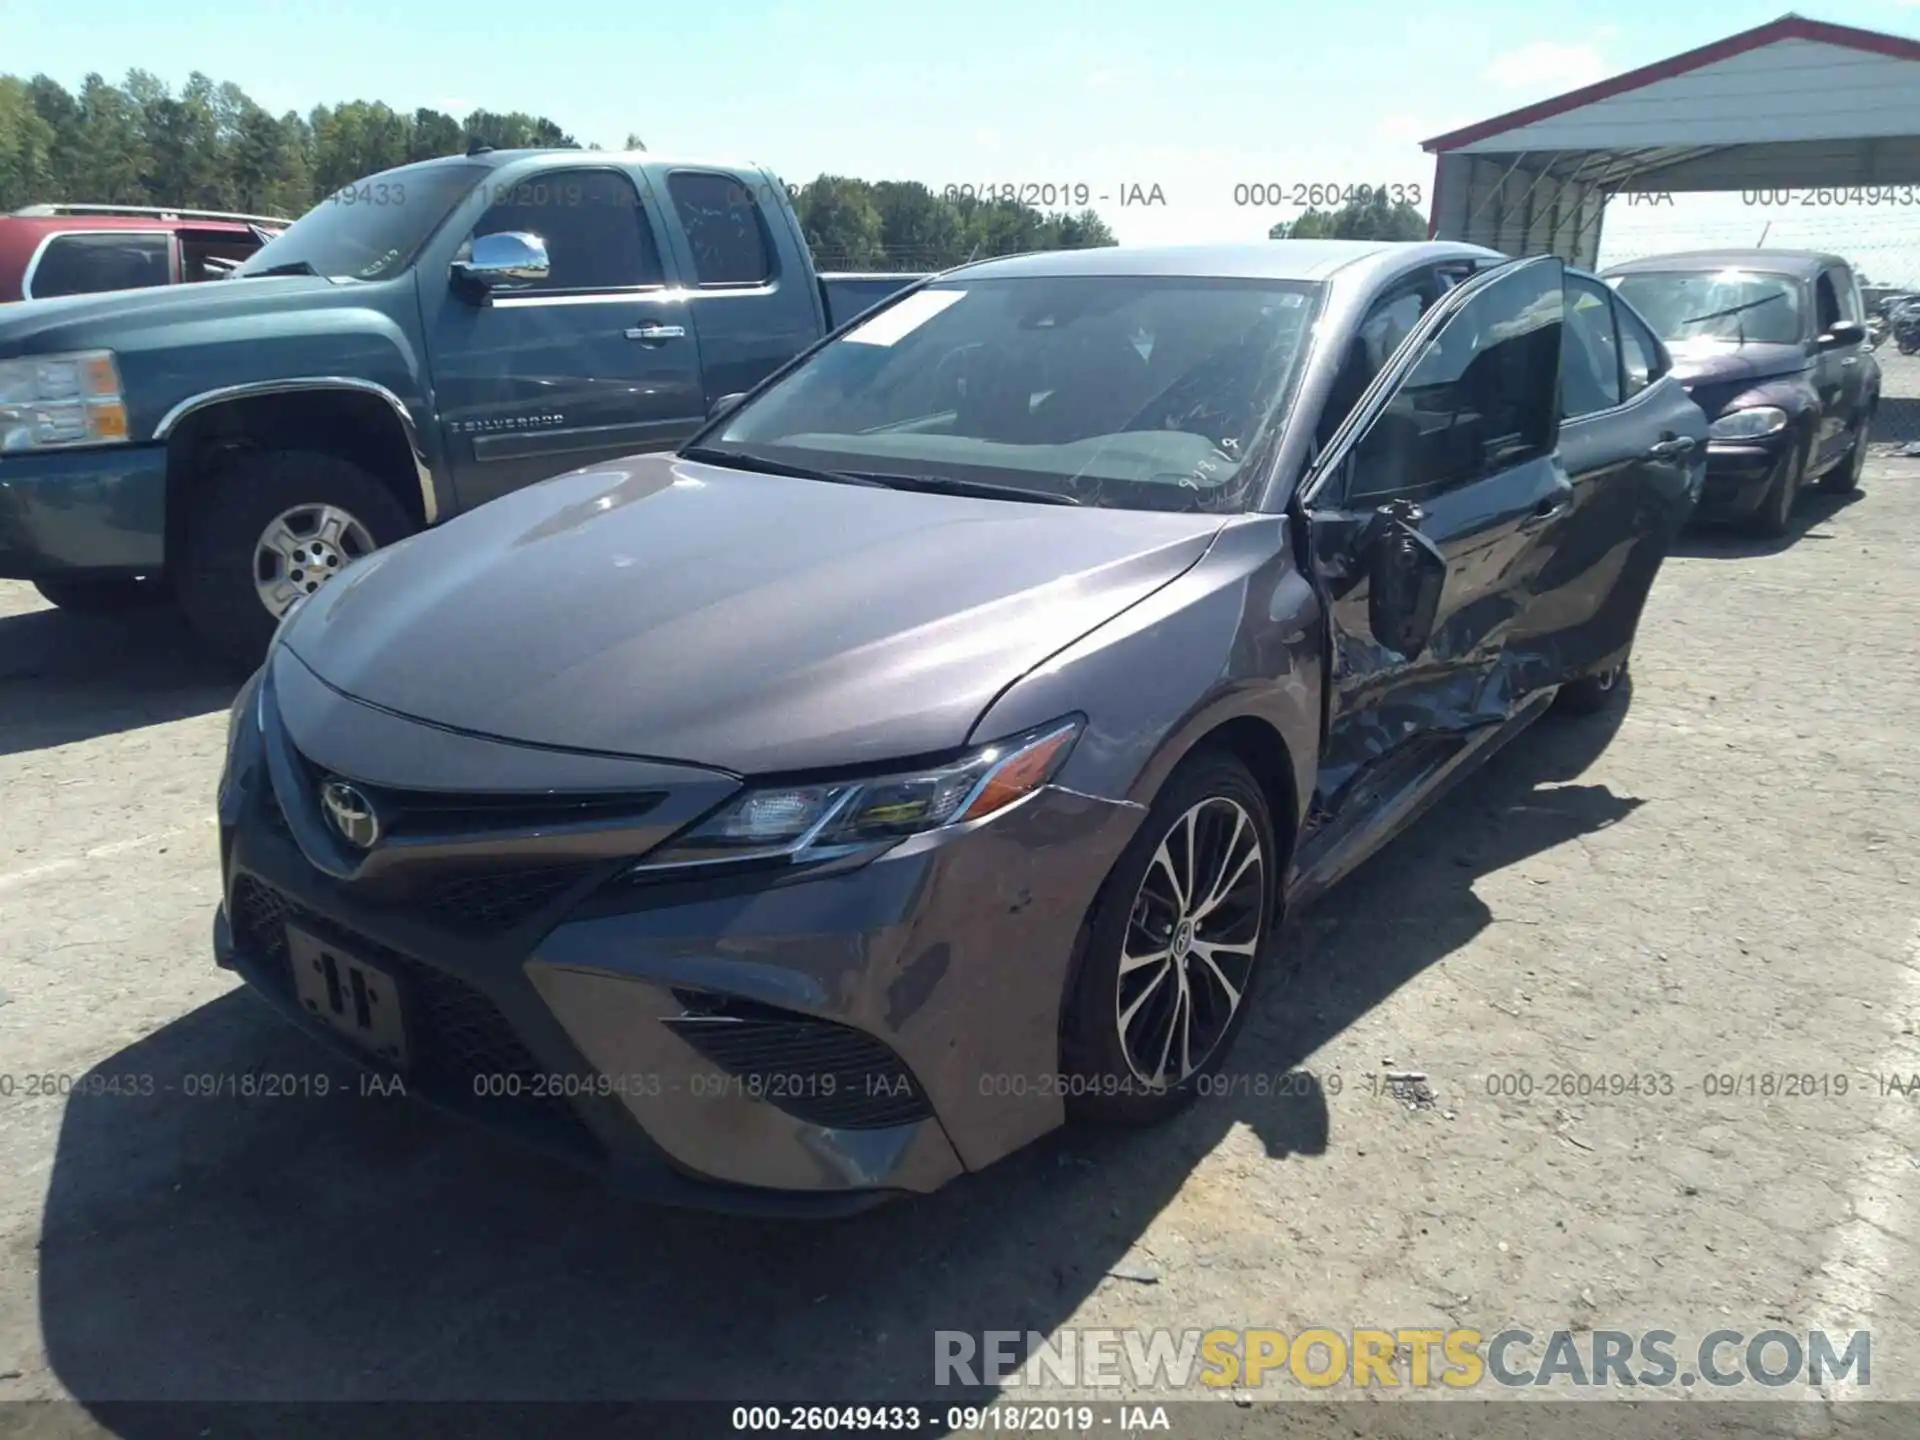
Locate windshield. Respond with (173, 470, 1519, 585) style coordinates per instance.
(705, 275, 1322, 512)
(233, 161, 492, 282)
(1609, 269, 1804, 346)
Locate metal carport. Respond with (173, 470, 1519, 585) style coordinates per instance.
(1423, 14, 1920, 267)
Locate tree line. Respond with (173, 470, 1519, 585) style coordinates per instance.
(0, 70, 1116, 271)
(1270, 188, 1428, 242)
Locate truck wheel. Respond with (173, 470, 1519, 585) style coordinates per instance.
(32, 576, 171, 614)
(178, 450, 414, 669)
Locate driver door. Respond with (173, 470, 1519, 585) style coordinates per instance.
(1297, 256, 1567, 822)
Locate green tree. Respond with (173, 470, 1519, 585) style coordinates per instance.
(1272, 193, 1425, 241)
(68, 73, 149, 202)
(0, 76, 59, 209)
(407, 108, 463, 164)
(793, 176, 886, 268)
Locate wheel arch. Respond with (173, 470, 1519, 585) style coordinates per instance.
(156, 379, 437, 562)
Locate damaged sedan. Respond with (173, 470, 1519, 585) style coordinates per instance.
(213, 240, 1704, 1211)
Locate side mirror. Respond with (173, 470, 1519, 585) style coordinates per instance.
(451, 231, 550, 293)
(1818, 320, 1866, 349)
(1365, 503, 1448, 658)
(709, 392, 749, 421)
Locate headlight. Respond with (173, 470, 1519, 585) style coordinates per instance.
(0, 350, 129, 452)
(635, 717, 1083, 872)
(1708, 405, 1788, 440)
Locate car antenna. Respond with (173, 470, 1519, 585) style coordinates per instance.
(466, 138, 494, 157)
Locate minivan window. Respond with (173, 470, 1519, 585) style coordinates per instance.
(28, 232, 170, 297)
(712, 275, 1322, 512)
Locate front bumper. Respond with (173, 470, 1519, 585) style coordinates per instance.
(0, 443, 167, 580)
(215, 662, 1144, 1212)
(1695, 436, 1791, 519)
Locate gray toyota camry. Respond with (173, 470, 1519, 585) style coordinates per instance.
(214, 240, 1705, 1212)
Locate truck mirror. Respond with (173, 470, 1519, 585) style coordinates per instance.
(452, 231, 550, 294)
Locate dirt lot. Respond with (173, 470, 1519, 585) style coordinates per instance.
(1, 440, 1917, 1435)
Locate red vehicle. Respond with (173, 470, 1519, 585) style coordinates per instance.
(0, 205, 292, 303)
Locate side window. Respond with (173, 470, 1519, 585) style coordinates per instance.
(1560, 275, 1622, 419)
(667, 171, 774, 286)
(1346, 260, 1562, 505)
(467, 168, 664, 292)
(1815, 273, 1842, 333)
(1614, 302, 1667, 400)
(27, 232, 171, 298)
(1837, 269, 1863, 323)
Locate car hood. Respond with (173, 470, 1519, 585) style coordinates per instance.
(283, 453, 1226, 774)
(0, 274, 340, 351)
(1666, 340, 1807, 390)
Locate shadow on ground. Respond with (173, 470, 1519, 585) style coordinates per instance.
(0, 600, 238, 758)
(37, 696, 1634, 1431)
(1669, 486, 1863, 560)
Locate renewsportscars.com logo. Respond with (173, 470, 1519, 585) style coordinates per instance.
(934, 1327, 1871, 1391)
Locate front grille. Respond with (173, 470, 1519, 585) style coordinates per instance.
(664, 994, 933, 1130)
(258, 764, 595, 935)
(420, 866, 594, 934)
(228, 875, 602, 1157)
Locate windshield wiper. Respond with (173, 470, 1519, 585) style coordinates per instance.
(1680, 294, 1785, 327)
(834, 470, 1081, 506)
(679, 445, 889, 487)
(680, 448, 1078, 505)
(241, 260, 319, 279)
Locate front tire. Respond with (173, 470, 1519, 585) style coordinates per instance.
(32, 575, 171, 614)
(1821, 413, 1870, 495)
(1061, 751, 1278, 1126)
(1556, 659, 1629, 716)
(1753, 437, 1807, 539)
(177, 450, 414, 670)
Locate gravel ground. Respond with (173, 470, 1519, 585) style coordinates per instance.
(0, 446, 1916, 1438)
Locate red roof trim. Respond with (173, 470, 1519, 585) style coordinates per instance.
(1423, 14, 1920, 153)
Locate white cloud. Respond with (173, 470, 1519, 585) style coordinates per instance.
(1084, 69, 1126, 90)
(1482, 40, 1612, 92)
(432, 97, 476, 117)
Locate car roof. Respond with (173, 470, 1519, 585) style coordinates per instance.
(947, 240, 1507, 283)
(0, 214, 257, 235)
(1603, 249, 1847, 278)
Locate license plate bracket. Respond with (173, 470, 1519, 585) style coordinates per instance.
(288, 926, 409, 1067)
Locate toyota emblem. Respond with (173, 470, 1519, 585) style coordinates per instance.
(320, 778, 381, 849)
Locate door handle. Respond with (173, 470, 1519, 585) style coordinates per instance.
(1647, 436, 1696, 459)
(1524, 485, 1572, 526)
(625, 324, 686, 342)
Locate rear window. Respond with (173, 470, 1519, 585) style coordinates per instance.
(27, 232, 171, 298)
(667, 171, 774, 286)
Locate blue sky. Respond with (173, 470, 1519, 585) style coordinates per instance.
(7, 0, 1920, 279)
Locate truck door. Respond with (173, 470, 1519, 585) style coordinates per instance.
(654, 168, 827, 407)
(423, 165, 708, 512)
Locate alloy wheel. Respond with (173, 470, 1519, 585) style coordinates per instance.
(253, 503, 377, 617)
(1114, 796, 1266, 1089)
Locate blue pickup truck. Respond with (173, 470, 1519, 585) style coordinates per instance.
(0, 147, 919, 664)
